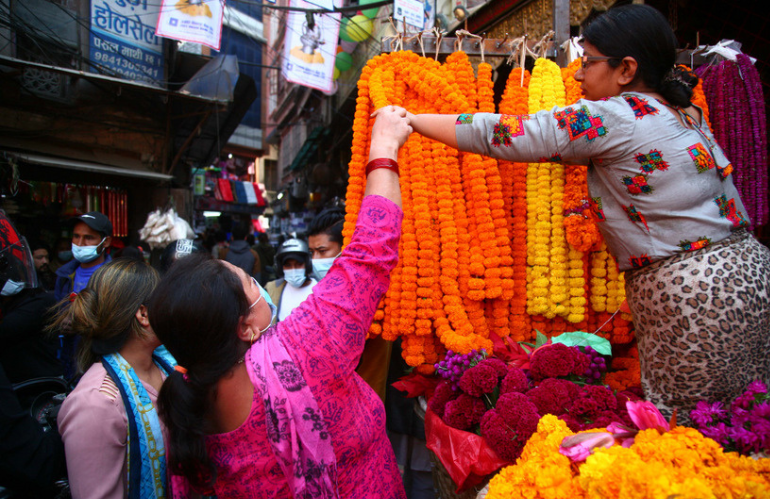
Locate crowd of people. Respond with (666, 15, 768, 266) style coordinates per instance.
(1, 4, 768, 498)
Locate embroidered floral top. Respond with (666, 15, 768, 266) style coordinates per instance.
(455, 92, 750, 271)
(186, 195, 406, 499)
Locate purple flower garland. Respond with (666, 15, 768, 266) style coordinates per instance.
(696, 55, 769, 228)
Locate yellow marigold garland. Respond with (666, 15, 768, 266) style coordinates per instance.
(526, 58, 568, 320)
(486, 415, 579, 499)
(488, 415, 770, 499)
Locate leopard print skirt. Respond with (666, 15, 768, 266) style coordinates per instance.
(625, 229, 770, 425)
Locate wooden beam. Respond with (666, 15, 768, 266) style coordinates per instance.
(381, 36, 552, 57)
(166, 110, 212, 176)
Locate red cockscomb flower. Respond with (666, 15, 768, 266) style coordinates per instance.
(459, 364, 499, 397)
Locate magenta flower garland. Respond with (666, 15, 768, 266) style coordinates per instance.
(696, 55, 769, 228)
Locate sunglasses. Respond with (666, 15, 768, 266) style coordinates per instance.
(580, 55, 621, 70)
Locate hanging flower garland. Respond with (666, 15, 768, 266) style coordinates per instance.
(526, 58, 568, 319)
(348, 49, 639, 363)
(697, 56, 769, 228)
(499, 67, 532, 342)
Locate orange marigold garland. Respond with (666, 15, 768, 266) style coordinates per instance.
(499, 67, 532, 342)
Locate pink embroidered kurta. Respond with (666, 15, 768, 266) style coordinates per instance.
(189, 195, 406, 498)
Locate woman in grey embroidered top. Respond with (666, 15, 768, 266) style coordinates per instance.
(403, 4, 770, 424)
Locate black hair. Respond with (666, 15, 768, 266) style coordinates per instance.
(159, 239, 208, 273)
(147, 254, 250, 488)
(113, 245, 143, 262)
(27, 238, 50, 254)
(307, 207, 345, 246)
(232, 225, 249, 241)
(49, 258, 160, 372)
(583, 4, 697, 107)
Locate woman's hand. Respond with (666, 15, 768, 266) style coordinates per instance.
(364, 105, 411, 208)
(401, 112, 460, 149)
(368, 105, 413, 162)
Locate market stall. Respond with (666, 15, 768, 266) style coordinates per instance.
(345, 29, 769, 497)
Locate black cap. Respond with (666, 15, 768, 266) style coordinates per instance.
(73, 211, 113, 237)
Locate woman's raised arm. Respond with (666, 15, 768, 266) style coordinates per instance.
(364, 106, 413, 208)
(406, 112, 460, 149)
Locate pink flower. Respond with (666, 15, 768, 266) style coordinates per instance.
(559, 432, 615, 461)
(606, 422, 637, 447)
(626, 400, 670, 432)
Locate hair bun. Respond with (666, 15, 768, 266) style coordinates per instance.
(659, 65, 699, 107)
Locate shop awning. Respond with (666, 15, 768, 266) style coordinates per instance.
(0, 53, 257, 176)
(288, 126, 331, 172)
(9, 152, 174, 181)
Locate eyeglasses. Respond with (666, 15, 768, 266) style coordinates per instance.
(580, 55, 620, 70)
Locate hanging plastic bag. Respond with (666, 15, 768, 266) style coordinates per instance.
(424, 407, 509, 493)
(139, 208, 194, 250)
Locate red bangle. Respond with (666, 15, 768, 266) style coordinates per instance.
(365, 158, 399, 177)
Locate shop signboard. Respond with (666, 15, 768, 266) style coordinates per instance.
(393, 0, 425, 29)
(90, 0, 165, 87)
(282, 0, 341, 93)
(156, 0, 225, 51)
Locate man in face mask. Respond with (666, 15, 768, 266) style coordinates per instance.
(265, 238, 316, 322)
(307, 208, 344, 281)
(54, 211, 113, 303)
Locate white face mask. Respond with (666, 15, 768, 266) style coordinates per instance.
(1, 279, 25, 296)
(284, 268, 306, 288)
(72, 237, 106, 263)
(312, 252, 341, 280)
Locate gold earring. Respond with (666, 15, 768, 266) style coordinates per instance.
(250, 331, 257, 344)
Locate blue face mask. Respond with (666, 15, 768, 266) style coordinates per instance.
(312, 252, 341, 280)
(72, 238, 106, 264)
(250, 277, 277, 327)
(284, 268, 306, 288)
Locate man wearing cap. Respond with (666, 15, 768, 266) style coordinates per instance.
(54, 211, 113, 303)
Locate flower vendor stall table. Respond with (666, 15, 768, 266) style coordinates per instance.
(345, 37, 769, 496)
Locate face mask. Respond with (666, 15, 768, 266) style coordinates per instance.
(1, 279, 25, 296)
(284, 268, 306, 288)
(248, 277, 277, 330)
(312, 252, 341, 280)
(58, 250, 72, 262)
(72, 238, 105, 263)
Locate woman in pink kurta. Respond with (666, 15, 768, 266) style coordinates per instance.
(148, 107, 412, 498)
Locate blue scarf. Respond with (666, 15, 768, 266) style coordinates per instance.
(102, 347, 176, 498)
